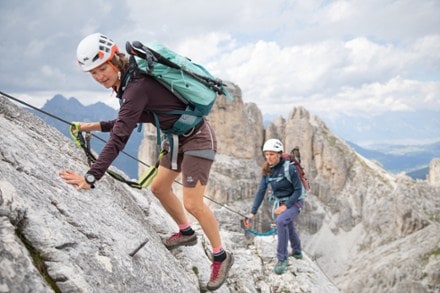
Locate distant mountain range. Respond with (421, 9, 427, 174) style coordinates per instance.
(30, 95, 439, 180)
(28, 94, 143, 179)
(346, 141, 440, 179)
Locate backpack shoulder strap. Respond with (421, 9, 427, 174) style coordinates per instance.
(284, 160, 292, 183)
(292, 157, 311, 191)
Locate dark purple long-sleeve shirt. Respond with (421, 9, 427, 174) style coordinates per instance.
(87, 73, 187, 180)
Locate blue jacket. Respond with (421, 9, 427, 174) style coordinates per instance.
(251, 158, 302, 215)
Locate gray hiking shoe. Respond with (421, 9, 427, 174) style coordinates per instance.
(206, 251, 234, 291)
(162, 232, 197, 250)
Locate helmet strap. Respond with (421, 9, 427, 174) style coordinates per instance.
(107, 61, 120, 74)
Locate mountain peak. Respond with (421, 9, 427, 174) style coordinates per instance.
(43, 94, 83, 109)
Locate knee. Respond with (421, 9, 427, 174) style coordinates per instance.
(150, 182, 166, 198)
(276, 215, 290, 227)
(276, 217, 284, 227)
(184, 201, 204, 218)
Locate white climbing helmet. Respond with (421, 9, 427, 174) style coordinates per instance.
(76, 33, 119, 71)
(263, 139, 284, 153)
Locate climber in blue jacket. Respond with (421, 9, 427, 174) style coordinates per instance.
(247, 138, 304, 275)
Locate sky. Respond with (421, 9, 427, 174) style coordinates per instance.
(1, 0, 439, 123)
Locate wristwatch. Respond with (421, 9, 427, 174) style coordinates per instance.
(84, 173, 96, 189)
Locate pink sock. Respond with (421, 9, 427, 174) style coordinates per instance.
(212, 246, 223, 255)
(178, 222, 191, 231)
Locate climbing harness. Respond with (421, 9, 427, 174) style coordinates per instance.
(268, 195, 290, 219)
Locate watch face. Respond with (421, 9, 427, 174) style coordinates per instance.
(86, 174, 95, 184)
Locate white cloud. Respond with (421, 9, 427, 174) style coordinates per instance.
(326, 0, 354, 23)
(175, 32, 237, 63)
(0, 0, 439, 121)
(286, 77, 440, 117)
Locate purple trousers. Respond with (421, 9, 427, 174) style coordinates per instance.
(275, 200, 303, 261)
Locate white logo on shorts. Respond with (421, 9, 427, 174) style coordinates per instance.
(186, 176, 194, 183)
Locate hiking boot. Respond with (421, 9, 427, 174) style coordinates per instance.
(162, 232, 197, 250)
(274, 259, 288, 275)
(206, 251, 234, 291)
(292, 251, 303, 259)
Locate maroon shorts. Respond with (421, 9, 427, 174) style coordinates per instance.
(161, 153, 214, 187)
(160, 120, 217, 187)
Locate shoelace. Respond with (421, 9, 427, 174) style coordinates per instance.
(210, 261, 222, 281)
(167, 232, 182, 242)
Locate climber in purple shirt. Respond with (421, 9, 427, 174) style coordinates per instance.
(59, 33, 233, 290)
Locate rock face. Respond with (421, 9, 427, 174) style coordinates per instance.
(0, 96, 199, 293)
(208, 82, 264, 160)
(428, 158, 440, 186)
(1, 95, 337, 292)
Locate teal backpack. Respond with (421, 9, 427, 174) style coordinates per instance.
(125, 40, 233, 137)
